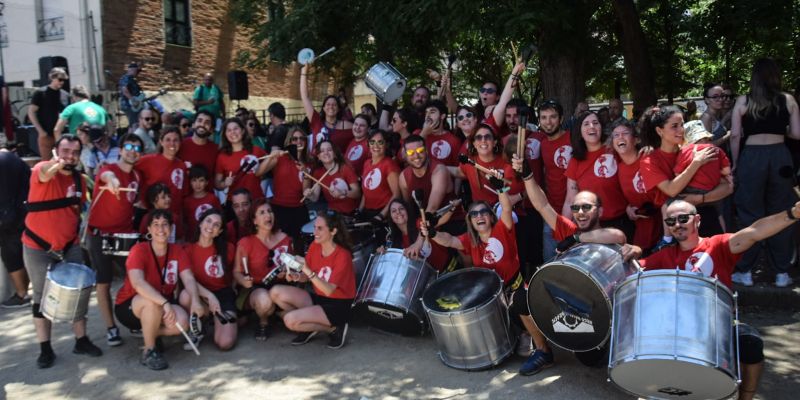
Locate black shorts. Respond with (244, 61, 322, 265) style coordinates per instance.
(0, 230, 24, 274)
(87, 231, 124, 284)
(311, 292, 353, 327)
(738, 323, 764, 364)
(212, 287, 237, 313)
(114, 297, 141, 331)
(506, 286, 529, 330)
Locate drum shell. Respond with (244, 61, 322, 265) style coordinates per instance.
(101, 233, 140, 256)
(422, 268, 513, 370)
(528, 243, 636, 352)
(354, 249, 435, 336)
(608, 270, 738, 400)
(365, 62, 407, 104)
(41, 263, 96, 323)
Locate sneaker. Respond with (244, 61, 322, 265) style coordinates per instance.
(129, 329, 143, 338)
(516, 332, 534, 357)
(327, 324, 349, 349)
(73, 337, 103, 357)
(155, 337, 165, 353)
(183, 333, 204, 351)
(36, 351, 56, 369)
(106, 327, 123, 347)
(291, 331, 317, 346)
(775, 273, 794, 288)
(519, 349, 554, 376)
(254, 324, 270, 341)
(732, 271, 754, 287)
(140, 348, 168, 370)
(1, 294, 31, 308)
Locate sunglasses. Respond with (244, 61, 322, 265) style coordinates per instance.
(291, 136, 306, 142)
(123, 143, 142, 152)
(473, 133, 494, 142)
(570, 204, 596, 213)
(457, 112, 474, 121)
(369, 139, 385, 146)
(180, 123, 190, 128)
(664, 213, 696, 227)
(143, 117, 155, 122)
(56, 78, 67, 82)
(479, 87, 497, 94)
(468, 208, 492, 218)
(405, 147, 426, 156)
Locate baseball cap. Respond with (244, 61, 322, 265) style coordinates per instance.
(683, 120, 713, 144)
(87, 125, 107, 142)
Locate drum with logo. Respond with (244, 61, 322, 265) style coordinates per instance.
(354, 249, 436, 336)
(364, 62, 407, 104)
(41, 262, 96, 323)
(101, 233, 140, 256)
(422, 268, 514, 370)
(608, 269, 739, 400)
(527, 243, 637, 352)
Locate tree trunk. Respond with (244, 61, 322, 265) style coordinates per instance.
(611, 0, 658, 112)
(539, 50, 585, 119)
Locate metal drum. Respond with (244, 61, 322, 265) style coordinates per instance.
(422, 268, 513, 370)
(101, 233, 140, 256)
(365, 62, 407, 104)
(41, 262, 96, 323)
(354, 249, 435, 336)
(300, 221, 315, 253)
(351, 228, 379, 287)
(608, 270, 738, 400)
(527, 243, 637, 352)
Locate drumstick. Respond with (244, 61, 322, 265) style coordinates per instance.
(175, 323, 201, 356)
(411, 190, 428, 229)
(99, 186, 136, 192)
(516, 107, 529, 160)
(457, 155, 512, 184)
(257, 151, 286, 161)
(300, 167, 334, 203)
(301, 171, 332, 192)
(311, 46, 336, 63)
(242, 257, 250, 276)
(793, 186, 800, 199)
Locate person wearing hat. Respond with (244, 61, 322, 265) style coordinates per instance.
(79, 125, 120, 178)
(53, 85, 109, 140)
(119, 62, 143, 129)
(27, 67, 70, 160)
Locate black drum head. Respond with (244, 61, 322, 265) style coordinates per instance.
(422, 268, 501, 313)
(352, 302, 426, 336)
(527, 263, 612, 352)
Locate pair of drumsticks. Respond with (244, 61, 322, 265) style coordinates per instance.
(300, 167, 336, 203)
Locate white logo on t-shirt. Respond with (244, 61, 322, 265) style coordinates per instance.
(526, 138, 541, 160)
(126, 181, 139, 203)
(554, 145, 573, 169)
(633, 171, 646, 194)
(171, 168, 184, 189)
(347, 144, 363, 161)
(194, 203, 213, 221)
(272, 245, 289, 267)
(483, 237, 505, 264)
(204, 255, 224, 278)
(318, 266, 332, 282)
(364, 168, 382, 190)
(685, 252, 714, 276)
(593, 154, 617, 178)
(431, 140, 452, 160)
(165, 260, 179, 284)
(331, 178, 348, 193)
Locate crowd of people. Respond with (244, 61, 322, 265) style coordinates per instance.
(1, 56, 799, 399)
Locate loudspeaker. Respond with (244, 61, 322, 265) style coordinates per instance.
(38, 56, 70, 91)
(228, 70, 249, 100)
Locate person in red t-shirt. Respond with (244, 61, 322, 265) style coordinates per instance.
(183, 165, 221, 247)
(177, 110, 218, 191)
(270, 212, 355, 349)
(181, 208, 237, 351)
(114, 210, 206, 370)
(303, 140, 361, 215)
(454, 105, 479, 158)
(417, 100, 462, 167)
(86, 133, 143, 347)
(380, 199, 453, 272)
(233, 199, 294, 341)
(300, 63, 354, 153)
(214, 118, 268, 201)
(134, 127, 188, 226)
(399, 135, 458, 228)
(359, 130, 400, 220)
(344, 114, 370, 176)
(636, 199, 800, 400)
(380, 107, 418, 164)
(537, 100, 572, 260)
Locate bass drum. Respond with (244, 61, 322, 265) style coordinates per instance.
(609, 270, 738, 400)
(422, 268, 513, 370)
(353, 249, 435, 336)
(527, 243, 637, 352)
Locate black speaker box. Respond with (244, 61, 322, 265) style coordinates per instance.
(228, 70, 249, 100)
(38, 56, 70, 91)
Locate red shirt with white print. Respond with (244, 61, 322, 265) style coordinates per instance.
(183, 241, 235, 291)
(565, 148, 627, 220)
(88, 163, 139, 233)
(673, 144, 730, 192)
(178, 138, 219, 187)
(457, 221, 519, 284)
(618, 158, 662, 248)
(640, 148, 678, 207)
(309, 111, 354, 154)
(344, 138, 369, 176)
(361, 157, 400, 211)
(236, 234, 293, 283)
(639, 234, 739, 289)
(115, 242, 190, 304)
(271, 154, 307, 207)
(458, 157, 521, 205)
(215, 147, 267, 201)
(135, 153, 188, 214)
(22, 163, 88, 251)
(182, 192, 221, 238)
(540, 132, 572, 213)
(313, 164, 359, 214)
(422, 130, 462, 167)
(305, 242, 356, 299)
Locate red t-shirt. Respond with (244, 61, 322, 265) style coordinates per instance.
(183, 241, 235, 292)
(401, 160, 457, 207)
(309, 111, 354, 154)
(618, 158, 662, 249)
(314, 164, 359, 214)
(673, 144, 731, 192)
(565, 149, 627, 220)
(215, 147, 267, 200)
(22, 164, 87, 251)
(271, 154, 306, 207)
(236, 235, 293, 283)
(178, 138, 219, 187)
(361, 157, 400, 211)
(552, 214, 579, 242)
(344, 138, 369, 176)
(135, 153, 188, 214)
(422, 130, 462, 167)
(458, 157, 521, 205)
(305, 242, 356, 299)
(639, 234, 740, 289)
(640, 149, 679, 207)
(457, 222, 519, 284)
(540, 132, 573, 212)
(182, 192, 222, 238)
(88, 163, 139, 233)
(225, 220, 249, 245)
(115, 242, 191, 304)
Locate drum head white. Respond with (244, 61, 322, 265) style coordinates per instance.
(610, 358, 738, 400)
(297, 48, 315, 65)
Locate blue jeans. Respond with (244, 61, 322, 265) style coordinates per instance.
(543, 224, 558, 263)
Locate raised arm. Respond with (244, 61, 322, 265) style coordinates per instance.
(512, 154, 559, 230)
(300, 64, 315, 122)
(493, 62, 525, 127)
(787, 93, 800, 140)
(729, 200, 800, 254)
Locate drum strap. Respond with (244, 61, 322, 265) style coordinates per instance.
(150, 243, 174, 298)
(23, 170, 84, 258)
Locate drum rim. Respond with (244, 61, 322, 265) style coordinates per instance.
(105, 232, 140, 238)
(421, 267, 503, 315)
(614, 269, 735, 299)
(608, 356, 739, 399)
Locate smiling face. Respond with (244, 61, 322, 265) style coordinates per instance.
(225, 122, 244, 145)
(352, 116, 369, 140)
(472, 127, 496, 158)
(120, 140, 142, 165)
(389, 202, 408, 226)
(664, 201, 699, 242)
(404, 140, 427, 169)
(704, 85, 725, 111)
(611, 125, 637, 157)
(457, 108, 477, 135)
(323, 97, 339, 118)
(313, 216, 336, 244)
(538, 108, 562, 136)
(317, 141, 335, 164)
(289, 129, 306, 151)
(467, 204, 494, 234)
(368, 132, 387, 158)
(55, 139, 82, 171)
(148, 216, 172, 244)
(160, 131, 181, 158)
(199, 213, 223, 240)
(655, 113, 686, 148)
(571, 191, 601, 231)
(194, 113, 213, 138)
(580, 113, 602, 149)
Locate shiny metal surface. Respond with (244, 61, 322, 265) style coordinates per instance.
(101, 233, 140, 256)
(41, 262, 96, 323)
(365, 62, 407, 104)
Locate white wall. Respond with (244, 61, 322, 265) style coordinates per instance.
(1, 0, 103, 90)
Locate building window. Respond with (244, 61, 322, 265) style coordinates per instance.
(164, 0, 191, 46)
(36, 0, 64, 42)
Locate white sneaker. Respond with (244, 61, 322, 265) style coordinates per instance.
(775, 273, 793, 288)
(183, 333, 203, 351)
(516, 332, 534, 357)
(732, 272, 753, 287)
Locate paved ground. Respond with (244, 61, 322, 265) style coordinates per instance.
(1, 289, 799, 400)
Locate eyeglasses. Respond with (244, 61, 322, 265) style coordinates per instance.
(479, 87, 497, 94)
(570, 203, 596, 213)
(180, 124, 190, 128)
(457, 112, 474, 121)
(405, 147, 426, 156)
(143, 117, 155, 122)
(123, 143, 143, 152)
(468, 208, 492, 218)
(664, 213, 696, 227)
(56, 78, 67, 82)
(291, 136, 306, 142)
(369, 139, 385, 146)
(706, 95, 731, 101)
(473, 133, 494, 142)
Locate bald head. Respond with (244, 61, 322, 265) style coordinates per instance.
(571, 191, 602, 231)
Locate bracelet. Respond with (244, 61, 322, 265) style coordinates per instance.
(573, 233, 581, 244)
(497, 186, 510, 194)
(522, 173, 534, 181)
(161, 300, 169, 307)
(306, 271, 317, 280)
(787, 209, 798, 220)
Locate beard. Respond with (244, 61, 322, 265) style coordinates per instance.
(62, 163, 77, 171)
(194, 127, 211, 138)
(542, 125, 560, 136)
(577, 213, 601, 232)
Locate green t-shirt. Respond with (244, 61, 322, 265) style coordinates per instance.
(193, 84, 223, 119)
(59, 100, 108, 133)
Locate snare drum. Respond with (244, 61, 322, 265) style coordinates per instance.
(422, 268, 513, 370)
(527, 243, 637, 352)
(365, 62, 407, 104)
(608, 270, 738, 400)
(41, 262, 96, 323)
(354, 249, 435, 336)
(101, 233, 140, 256)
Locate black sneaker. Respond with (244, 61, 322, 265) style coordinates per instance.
(155, 337, 165, 353)
(73, 337, 103, 357)
(291, 331, 317, 346)
(140, 348, 168, 370)
(254, 324, 270, 341)
(36, 351, 56, 369)
(106, 327, 123, 347)
(1, 294, 31, 308)
(327, 324, 349, 349)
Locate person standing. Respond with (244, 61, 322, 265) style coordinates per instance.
(52, 85, 108, 140)
(193, 73, 225, 123)
(0, 144, 31, 308)
(27, 68, 70, 160)
(118, 62, 143, 130)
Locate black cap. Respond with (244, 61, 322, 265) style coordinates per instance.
(128, 62, 140, 69)
(88, 125, 106, 142)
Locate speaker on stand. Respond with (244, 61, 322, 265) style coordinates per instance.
(228, 70, 249, 108)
